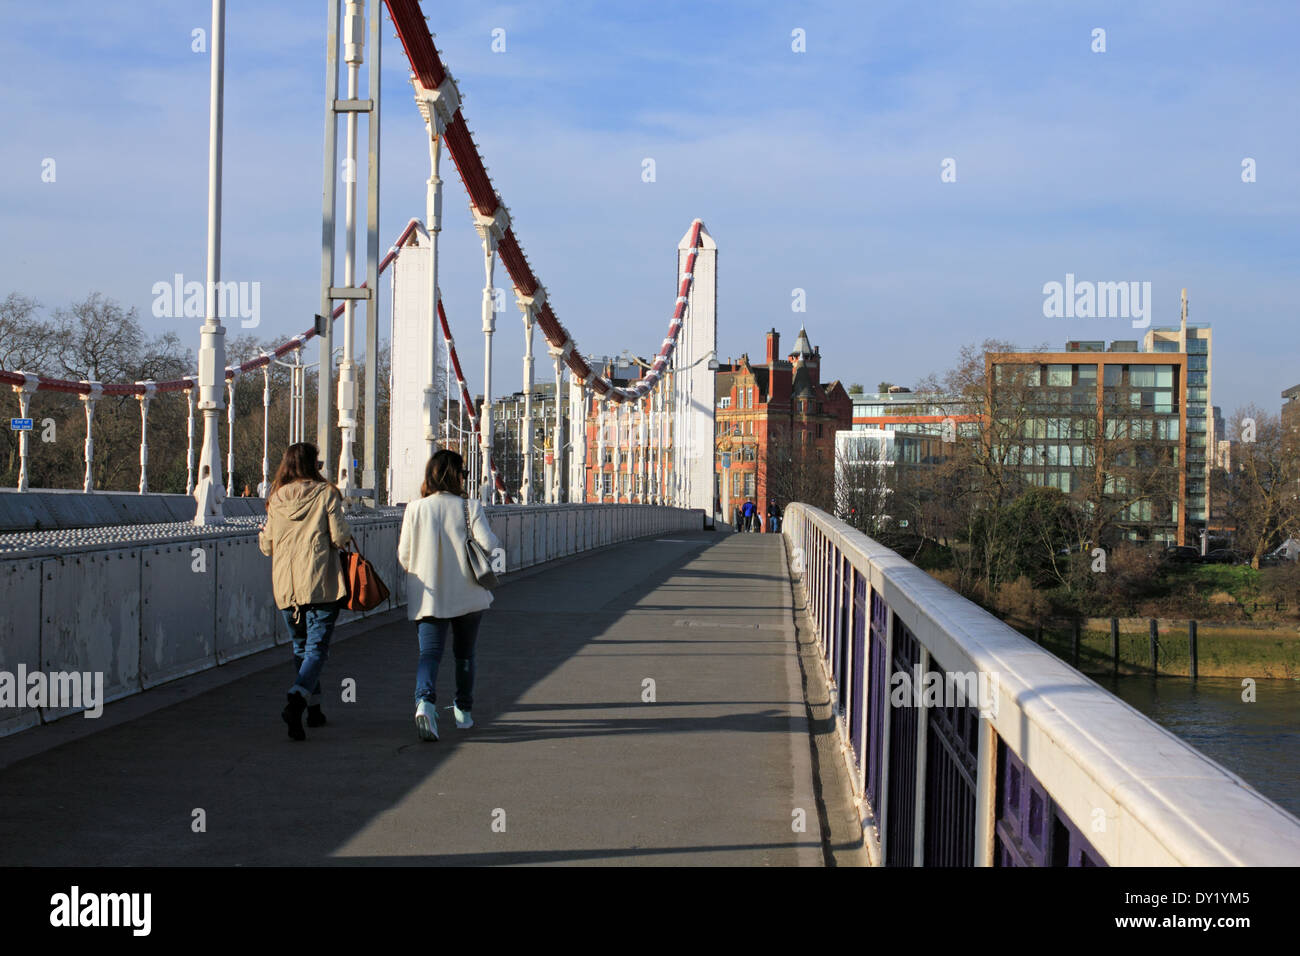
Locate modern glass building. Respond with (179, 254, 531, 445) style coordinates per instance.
(986, 341, 1194, 545)
(1143, 321, 1212, 529)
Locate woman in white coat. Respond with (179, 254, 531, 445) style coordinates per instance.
(397, 450, 501, 741)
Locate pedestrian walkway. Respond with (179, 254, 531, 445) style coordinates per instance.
(0, 532, 823, 865)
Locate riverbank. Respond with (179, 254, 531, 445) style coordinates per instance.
(1013, 620, 1300, 679)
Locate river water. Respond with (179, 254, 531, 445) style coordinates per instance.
(1099, 675, 1300, 820)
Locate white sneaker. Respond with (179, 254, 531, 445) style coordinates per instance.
(452, 703, 474, 730)
(415, 700, 439, 741)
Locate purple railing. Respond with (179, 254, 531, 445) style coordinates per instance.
(996, 742, 1105, 866)
(866, 589, 888, 812)
(885, 618, 921, 865)
(848, 571, 866, 762)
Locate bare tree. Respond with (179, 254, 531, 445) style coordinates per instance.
(0, 294, 61, 374)
(761, 422, 835, 514)
(1221, 405, 1300, 568)
(833, 435, 895, 537)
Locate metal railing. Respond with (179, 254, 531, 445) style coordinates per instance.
(782, 502, 1300, 866)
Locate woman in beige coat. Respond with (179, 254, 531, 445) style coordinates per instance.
(397, 450, 501, 741)
(258, 443, 353, 741)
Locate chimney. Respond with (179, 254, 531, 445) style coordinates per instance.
(766, 329, 779, 401)
(765, 328, 780, 364)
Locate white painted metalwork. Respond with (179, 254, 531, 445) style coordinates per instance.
(195, 0, 227, 523)
(12, 373, 38, 493)
(136, 380, 156, 494)
(80, 381, 101, 493)
(184, 385, 196, 494)
(225, 378, 235, 498)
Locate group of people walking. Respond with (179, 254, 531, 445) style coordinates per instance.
(257, 443, 499, 743)
(732, 498, 781, 533)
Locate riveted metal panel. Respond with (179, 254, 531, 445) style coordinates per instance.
(360, 522, 401, 612)
(520, 509, 536, 568)
(0, 559, 43, 736)
(141, 542, 217, 688)
(39, 548, 141, 720)
(506, 512, 522, 570)
(487, 512, 507, 577)
(215, 535, 277, 662)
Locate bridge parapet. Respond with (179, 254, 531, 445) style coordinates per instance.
(0, 503, 702, 738)
(782, 503, 1300, 867)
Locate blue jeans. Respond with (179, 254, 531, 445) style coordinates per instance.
(415, 612, 483, 710)
(281, 602, 340, 702)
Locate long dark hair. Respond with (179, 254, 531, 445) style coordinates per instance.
(269, 442, 327, 499)
(421, 449, 467, 498)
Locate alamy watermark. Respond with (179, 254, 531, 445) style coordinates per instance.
(891, 664, 999, 719)
(50, 886, 150, 936)
(1042, 273, 1151, 328)
(152, 274, 260, 328)
(0, 666, 104, 718)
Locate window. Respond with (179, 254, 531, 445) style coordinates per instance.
(1047, 365, 1072, 387)
(1188, 355, 1207, 371)
(998, 364, 1042, 387)
(719, 397, 731, 409)
(744, 473, 756, 497)
(1153, 340, 1179, 353)
(1076, 364, 1097, 384)
(817, 424, 824, 438)
(1103, 365, 1121, 387)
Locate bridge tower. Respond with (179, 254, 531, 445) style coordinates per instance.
(676, 222, 718, 524)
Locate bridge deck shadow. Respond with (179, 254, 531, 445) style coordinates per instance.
(0, 532, 821, 866)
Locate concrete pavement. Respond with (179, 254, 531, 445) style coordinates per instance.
(0, 530, 830, 865)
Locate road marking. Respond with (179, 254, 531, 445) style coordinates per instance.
(674, 619, 784, 631)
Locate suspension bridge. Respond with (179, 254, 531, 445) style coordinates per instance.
(1, 1, 1299, 868)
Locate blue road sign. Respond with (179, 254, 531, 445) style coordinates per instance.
(10, 418, 33, 431)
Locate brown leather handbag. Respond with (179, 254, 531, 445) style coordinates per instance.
(340, 546, 390, 612)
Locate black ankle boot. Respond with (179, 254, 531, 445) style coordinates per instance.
(282, 693, 307, 741)
(306, 704, 327, 727)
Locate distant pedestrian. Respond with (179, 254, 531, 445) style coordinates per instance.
(398, 449, 502, 742)
(258, 442, 353, 741)
(741, 498, 756, 532)
(242, 483, 252, 497)
(768, 500, 781, 533)
(733, 506, 743, 532)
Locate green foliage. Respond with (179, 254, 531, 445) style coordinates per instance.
(968, 485, 1075, 587)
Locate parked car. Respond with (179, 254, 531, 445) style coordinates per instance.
(1202, 548, 1244, 565)
(1163, 545, 1200, 564)
(1262, 538, 1300, 565)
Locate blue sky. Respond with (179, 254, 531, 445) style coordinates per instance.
(2, 0, 1297, 415)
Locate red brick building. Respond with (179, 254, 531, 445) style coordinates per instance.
(715, 327, 852, 523)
